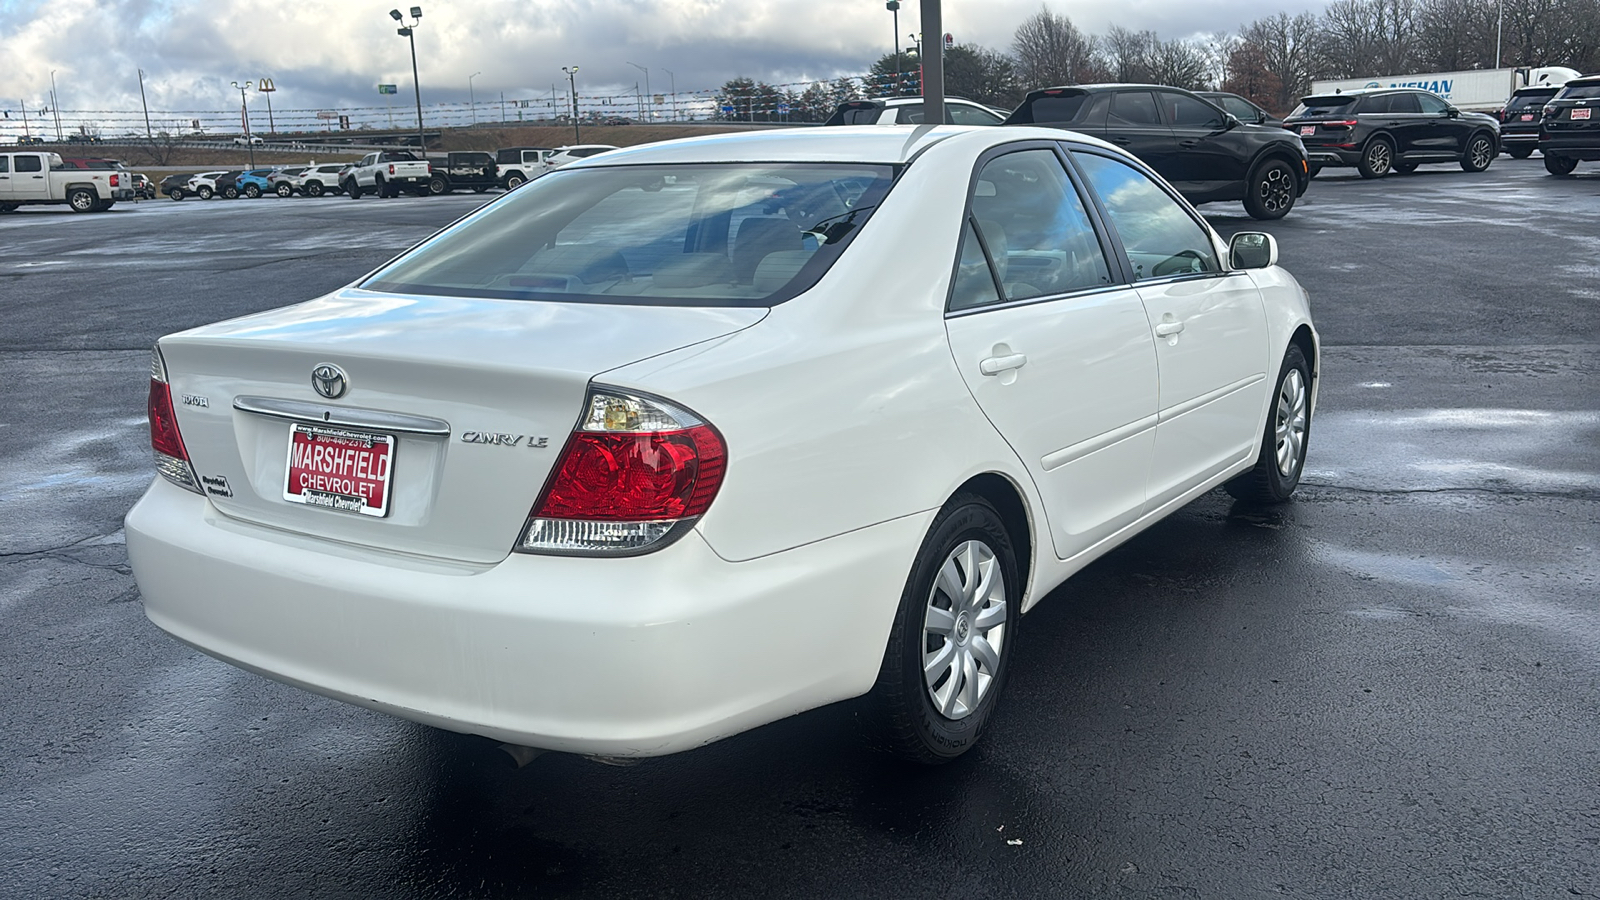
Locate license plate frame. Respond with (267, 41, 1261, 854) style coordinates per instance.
(1520, 113, 1535, 121)
(1299, 125, 1316, 136)
(282, 423, 395, 518)
(1573, 108, 1592, 120)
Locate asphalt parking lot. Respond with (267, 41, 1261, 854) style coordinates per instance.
(2, 160, 1597, 898)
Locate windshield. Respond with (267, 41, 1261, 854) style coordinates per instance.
(363, 163, 897, 307)
(1290, 95, 1357, 118)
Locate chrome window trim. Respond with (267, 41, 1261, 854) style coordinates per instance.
(233, 396, 451, 436)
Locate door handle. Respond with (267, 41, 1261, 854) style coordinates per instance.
(1179, 139, 1199, 148)
(979, 353, 1028, 376)
(1111, 137, 1133, 145)
(1154, 321, 1185, 337)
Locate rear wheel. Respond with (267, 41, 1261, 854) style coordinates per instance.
(168, 189, 184, 201)
(428, 177, 449, 195)
(68, 189, 97, 213)
(505, 172, 526, 189)
(244, 183, 262, 198)
(1507, 144, 1534, 159)
(222, 185, 239, 199)
(863, 494, 1019, 764)
(1461, 133, 1495, 172)
(1545, 154, 1578, 176)
(275, 182, 293, 197)
(345, 180, 362, 199)
(197, 185, 214, 200)
(1358, 138, 1393, 178)
(1244, 158, 1297, 220)
(1225, 344, 1312, 504)
(306, 180, 325, 197)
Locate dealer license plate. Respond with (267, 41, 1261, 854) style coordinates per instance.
(1573, 108, 1592, 120)
(283, 423, 394, 517)
(1520, 114, 1534, 121)
(1299, 125, 1315, 135)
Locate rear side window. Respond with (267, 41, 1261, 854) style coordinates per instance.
(364, 163, 896, 308)
(963, 149, 1112, 305)
(1358, 94, 1392, 114)
(1074, 152, 1218, 281)
(0, 158, 8, 174)
(1389, 93, 1422, 113)
(1109, 92, 1161, 126)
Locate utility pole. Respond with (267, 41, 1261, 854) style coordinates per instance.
(1495, 0, 1504, 68)
(627, 62, 650, 120)
(20, 100, 30, 141)
(500, 91, 506, 124)
(662, 68, 677, 121)
(887, 1, 901, 96)
(919, 0, 944, 126)
(563, 66, 581, 142)
(231, 80, 256, 168)
(49, 70, 63, 140)
(137, 69, 153, 140)
(469, 71, 481, 125)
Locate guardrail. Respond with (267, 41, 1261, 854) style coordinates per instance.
(20, 139, 400, 154)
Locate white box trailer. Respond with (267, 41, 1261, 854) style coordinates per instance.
(1310, 66, 1581, 113)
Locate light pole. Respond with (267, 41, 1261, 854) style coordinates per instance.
(908, 33, 924, 95)
(662, 68, 677, 121)
(230, 80, 256, 168)
(887, 1, 901, 97)
(258, 77, 277, 134)
(1495, 0, 1504, 68)
(627, 62, 651, 121)
(468, 71, 481, 126)
(137, 69, 154, 141)
(563, 66, 580, 142)
(918, 0, 943, 124)
(49, 69, 63, 140)
(389, 7, 427, 151)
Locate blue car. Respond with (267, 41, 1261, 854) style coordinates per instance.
(234, 169, 276, 198)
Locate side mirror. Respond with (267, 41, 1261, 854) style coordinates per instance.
(1257, 111, 1270, 125)
(1222, 113, 1243, 129)
(1229, 232, 1278, 270)
(1446, 107, 1460, 118)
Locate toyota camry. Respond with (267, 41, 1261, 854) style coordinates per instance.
(127, 125, 1318, 764)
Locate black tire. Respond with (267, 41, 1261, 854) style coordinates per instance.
(1244, 158, 1297, 220)
(862, 494, 1020, 764)
(472, 184, 488, 193)
(168, 189, 184, 201)
(306, 180, 325, 197)
(505, 172, 526, 190)
(222, 185, 239, 199)
(94, 200, 115, 212)
(1358, 137, 1393, 179)
(275, 182, 293, 197)
(1393, 162, 1418, 174)
(1544, 154, 1578, 176)
(68, 188, 97, 213)
(375, 178, 391, 198)
(197, 185, 214, 200)
(244, 184, 262, 198)
(428, 177, 449, 195)
(1225, 344, 1312, 504)
(1461, 133, 1495, 172)
(0, 203, 17, 214)
(345, 180, 362, 199)
(1507, 144, 1534, 159)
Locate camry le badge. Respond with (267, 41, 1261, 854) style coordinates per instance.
(461, 432, 550, 448)
(311, 363, 348, 399)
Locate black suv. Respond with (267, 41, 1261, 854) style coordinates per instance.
(1499, 85, 1562, 158)
(1538, 74, 1600, 176)
(426, 151, 498, 194)
(1003, 84, 1309, 220)
(1284, 88, 1499, 178)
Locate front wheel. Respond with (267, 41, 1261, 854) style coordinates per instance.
(505, 173, 526, 190)
(1225, 344, 1312, 504)
(1461, 134, 1495, 172)
(1244, 158, 1297, 220)
(306, 181, 325, 197)
(345, 180, 362, 199)
(862, 494, 1019, 764)
(168, 189, 184, 201)
(275, 182, 293, 197)
(243, 184, 262, 198)
(1544, 154, 1578, 176)
(68, 189, 97, 213)
(1507, 145, 1534, 160)
(1358, 138, 1393, 178)
(197, 185, 214, 200)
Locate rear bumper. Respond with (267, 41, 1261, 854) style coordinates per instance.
(126, 479, 923, 757)
(1305, 147, 1362, 167)
(1539, 135, 1600, 160)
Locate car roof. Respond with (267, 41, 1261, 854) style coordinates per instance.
(567, 125, 1123, 168)
(1564, 74, 1600, 87)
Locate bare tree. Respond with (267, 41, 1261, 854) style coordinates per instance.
(1012, 6, 1099, 86)
(1146, 39, 1214, 90)
(1099, 26, 1157, 82)
(1238, 12, 1322, 112)
(1320, 0, 1419, 76)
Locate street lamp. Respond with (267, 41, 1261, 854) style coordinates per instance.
(661, 67, 677, 121)
(389, 6, 427, 151)
(49, 69, 63, 140)
(562, 66, 580, 142)
(886, 1, 901, 97)
(627, 61, 651, 121)
(230, 80, 256, 168)
(908, 33, 924, 95)
(468, 71, 481, 126)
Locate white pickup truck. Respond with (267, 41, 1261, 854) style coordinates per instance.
(0, 150, 135, 213)
(341, 150, 433, 199)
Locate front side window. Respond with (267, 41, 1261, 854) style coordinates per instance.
(1416, 93, 1450, 115)
(1074, 152, 1219, 281)
(1164, 93, 1226, 129)
(967, 149, 1112, 303)
(0, 157, 9, 174)
(364, 163, 895, 307)
(1109, 92, 1162, 126)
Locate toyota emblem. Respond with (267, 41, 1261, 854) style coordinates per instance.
(311, 363, 348, 399)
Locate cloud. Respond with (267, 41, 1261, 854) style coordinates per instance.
(1, 0, 1331, 136)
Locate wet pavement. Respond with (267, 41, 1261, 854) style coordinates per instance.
(2, 160, 1597, 898)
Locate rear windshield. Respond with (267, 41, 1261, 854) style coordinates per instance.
(1290, 95, 1357, 118)
(363, 163, 897, 307)
(1507, 89, 1559, 110)
(1557, 83, 1600, 100)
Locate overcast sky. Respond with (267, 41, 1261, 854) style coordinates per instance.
(0, 0, 1328, 130)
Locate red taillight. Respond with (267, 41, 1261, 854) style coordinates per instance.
(148, 379, 188, 460)
(388, 163, 396, 175)
(534, 427, 725, 521)
(110, 173, 120, 187)
(1326, 119, 1358, 127)
(518, 389, 726, 555)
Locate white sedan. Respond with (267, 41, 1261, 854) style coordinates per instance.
(127, 125, 1317, 764)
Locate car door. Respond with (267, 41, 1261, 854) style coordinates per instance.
(1158, 90, 1243, 193)
(1383, 92, 1432, 156)
(1102, 91, 1178, 175)
(1072, 150, 1271, 509)
(10, 153, 51, 201)
(943, 145, 1160, 561)
(1414, 91, 1465, 154)
(0, 155, 13, 202)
